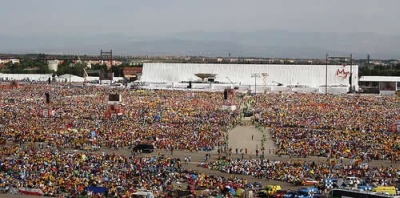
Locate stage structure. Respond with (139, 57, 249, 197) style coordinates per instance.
(140, 63, 359, 93)
(100, 50, 113, 68)
(105, 94, 123, 118)
(195, 73, 217, 82)
(100, 49, 113, 85)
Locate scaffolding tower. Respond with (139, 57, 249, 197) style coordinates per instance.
(262, 73, 269, 93)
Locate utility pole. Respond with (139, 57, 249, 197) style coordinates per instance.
(326, 54, 353, 93)
(69, 63, 74, 86)
(251, 73, 260, 97)
(325, 53, 328, 95)
(350, 54, 353, 93)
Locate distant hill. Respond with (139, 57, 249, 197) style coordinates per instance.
(1, 30, 399, 59)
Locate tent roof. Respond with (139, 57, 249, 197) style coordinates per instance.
(359, 76, 400, 82)
(58, 74, 82, 79)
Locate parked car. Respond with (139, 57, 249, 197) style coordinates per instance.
(283, 191, 298, 198)
(132, 144, 155, 153)
(259, 185, 282, 197)
(296, 187, 319, 198)
(302, 178, 319, 186)
(273, 190, 288, 198)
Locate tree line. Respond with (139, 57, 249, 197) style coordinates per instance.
(1, 56, 400, 77)
(359, 64, 400, 76)
(1, 58, 129, 77)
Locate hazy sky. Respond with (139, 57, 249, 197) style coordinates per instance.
(1, 0, 399, 37)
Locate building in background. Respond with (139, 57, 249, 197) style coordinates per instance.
(47, 60, 60, 72)
(122, 67, 142, 81)
(359, 76, 400, 95)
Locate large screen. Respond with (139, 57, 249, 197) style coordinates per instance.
(393, 121, 400, 133)
(100, 72, 114, 81)
(108, 94, 120, 102)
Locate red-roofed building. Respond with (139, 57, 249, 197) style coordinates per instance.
(0, 63, 6, 70)
(122, 67, 142, 81)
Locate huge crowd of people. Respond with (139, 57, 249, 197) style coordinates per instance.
(199, 158, 399, 187)
(1, 84, 238, 152)
(198, 93, 400, 191)
(0, 83, 248, 197)
(0, 143, 256, 197)
(0, 82, 399, 197)
(250, 94, 400, 161)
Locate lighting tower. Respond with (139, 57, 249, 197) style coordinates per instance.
(262, 73, 269, 93)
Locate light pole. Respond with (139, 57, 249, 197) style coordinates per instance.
(327, 54, 353, 93)
(326, 53, 328, 95)
(251, 73, 260, 96)
(69, 63, 74, 85)
(349, 54, 353, 93)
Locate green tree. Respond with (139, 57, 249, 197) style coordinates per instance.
(56, 60, 73, 76)
(16, 58, 49, 74)
(72, 62, 86, 77)
(90, 63, 108, 71)
(5, 62, 24, 73)
(360, 64, 400, 76)
(111, 65, 124, 77)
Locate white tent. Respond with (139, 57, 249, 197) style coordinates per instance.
(0, 73, 52, 81)
(57, 74, 84, 82)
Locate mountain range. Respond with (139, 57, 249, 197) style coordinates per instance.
(1, 30, 399, 59)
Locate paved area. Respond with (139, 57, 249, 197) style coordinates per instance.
(227, 125, 268, 155)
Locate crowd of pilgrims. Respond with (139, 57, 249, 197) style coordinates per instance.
(250, 94, 399, 161)
(0, 83, 399, 197)
(199, 93, 399, 188)
(0, 83, 250, 197)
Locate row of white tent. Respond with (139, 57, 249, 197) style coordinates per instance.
(0, 73, 123, 83)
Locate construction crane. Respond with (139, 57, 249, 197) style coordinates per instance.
(77, 55, 82, 64)
(272, 81, 284, 86)
(225, 77, 239, 89)
(77, 56, 88, 85)
(83, 67, 88, 86)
